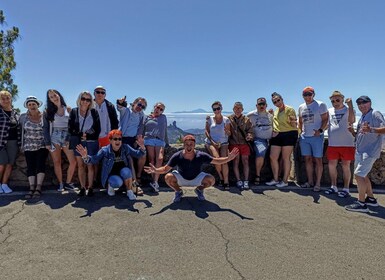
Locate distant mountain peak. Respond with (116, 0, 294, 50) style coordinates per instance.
(172, 108, 208, 113)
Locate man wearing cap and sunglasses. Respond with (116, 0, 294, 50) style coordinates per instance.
(298, 86, 329, 192)
(345, 95, 385, 213)
(144, 135, 239, 202)
(324, 91, 356, 198)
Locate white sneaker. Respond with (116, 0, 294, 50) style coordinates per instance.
(1, 184, 12, 194)
(266, 180, 279, 186)
(57, 183, 64, 192)
(127, 190, 136, 200)
(150, 182, 159, 192)
(107, 184, 115, 196)
(243, 181, 249, 189)
(276, 181, 288, 188)
(236, 180, 243, 188)
(0, 185, 4, 194)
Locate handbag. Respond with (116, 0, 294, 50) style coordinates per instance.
(69, 108, 88, 150)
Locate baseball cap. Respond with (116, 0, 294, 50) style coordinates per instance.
(356, 95, 371, 103)
(94, 85, 106, 91)
(257, 97, 266, 104)
(303, 86, 315, 94)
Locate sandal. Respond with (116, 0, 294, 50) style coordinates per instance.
(325, 187, 338, 195)
(32, 189, 42, 198)
(25, 189, 35, 199)
(136, 186, 144, 196)
(313, 185, 321, 192)
(300, 182, 313, 189)
(223, 183, 230, 190)
(254, 176, 260, 186)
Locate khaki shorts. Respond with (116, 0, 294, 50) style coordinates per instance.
(0, 140, 19, 165)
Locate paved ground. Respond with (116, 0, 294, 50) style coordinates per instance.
(1, 184, 385, 280)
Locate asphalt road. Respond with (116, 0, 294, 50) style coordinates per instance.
(1, 185, 385, 280)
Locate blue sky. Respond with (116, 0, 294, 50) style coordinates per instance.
(2, 0, 385, 114)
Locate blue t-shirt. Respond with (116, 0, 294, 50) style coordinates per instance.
(167, 150, 213, 180)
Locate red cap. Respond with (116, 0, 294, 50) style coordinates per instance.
(302, 86, 315, 94)
(183, 135, 195, 142)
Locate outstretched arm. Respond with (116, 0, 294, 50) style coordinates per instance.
(144, 163, 172, 175)
(211, 147, 239, 165)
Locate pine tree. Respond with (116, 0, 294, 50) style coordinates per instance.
(0, 10, 20, 99)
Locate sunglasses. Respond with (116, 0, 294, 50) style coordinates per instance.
(357, 101, 369, 105)
(257, 103, 266, 106)
(303, 92, 313, 97)
(111, 138, 122, 141)
(272, 99, 281, 104)
(137, 103, 146, 109)
(212, 107, 221, 111)
(331, 99, 341, 103)
(81, 97, 92, 102)
(95, 91, 106, 95)
(156, 106, 164, 112)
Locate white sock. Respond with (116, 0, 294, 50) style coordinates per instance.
(331, 185, 338, 191)
(342, 188, 349, 193)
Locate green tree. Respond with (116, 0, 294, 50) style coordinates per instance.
(0, 10, 20, 99)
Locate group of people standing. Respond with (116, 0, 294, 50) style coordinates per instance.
(0, 86, 384, 213)
(0, 86, 168, 201)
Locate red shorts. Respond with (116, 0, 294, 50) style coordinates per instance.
(327, 146, 355, 161)
(229, 144, 250, 156)
(98, 136, 110, 148)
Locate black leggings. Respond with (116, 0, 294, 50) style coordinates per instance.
(24, 148, 49, 177)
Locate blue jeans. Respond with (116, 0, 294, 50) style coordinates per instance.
(108, 167, 132, 188)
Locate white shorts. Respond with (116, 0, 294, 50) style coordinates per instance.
(171, 170, 209, 187)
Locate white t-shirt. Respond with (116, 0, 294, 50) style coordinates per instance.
(327, 106, 355, 147)
(298, 100, 328, 137)
(205, 115, 230, 144)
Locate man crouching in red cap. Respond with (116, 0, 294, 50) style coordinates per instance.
(144, 134, 239, 202)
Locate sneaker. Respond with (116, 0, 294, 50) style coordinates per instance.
(194, 188, 205, 201)
(266, 180, 279, 186)
(173, 190, 184, 202)
(365, 196, 379, 207)
(150, 182, 159, 193)
(276, 181, 288, 188)
(107, 184, 115, 196)
(345, 201, 369, 213)
(0, 185, 3, 194)
(223, 183, 230, 190)
(127, 190, 136, 200)
(337, 190, 351, 198)
(236, 180, 243, 188)
(57, 183, 64, 192)
(115, 186, 126, 195)
(78, 188, 86, 196)
(64, 182, 76, 191)
(87, 188, 94, 197)
(1, 184, 13, 194)
(243, 181, 249, 190)
(325, 187, 338, 195)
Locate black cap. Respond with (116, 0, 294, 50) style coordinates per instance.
(356, 95, 371, 103)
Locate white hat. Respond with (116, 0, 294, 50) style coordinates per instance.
(23, 96, 43, 108)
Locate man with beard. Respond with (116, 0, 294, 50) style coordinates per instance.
(144, 135, 239, 202)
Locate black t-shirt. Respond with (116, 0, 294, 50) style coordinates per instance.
(110, 149, 127, 176)
(5, 111, 18, 140)
(167, 150, 213, 180)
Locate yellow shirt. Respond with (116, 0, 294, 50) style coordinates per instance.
(273, 105, 298, 132)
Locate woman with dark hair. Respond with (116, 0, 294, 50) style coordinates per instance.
(45, 89, 77, 191)
(0, 90, 21, 194)
(68, 91, 101, 197)
(266, 92, 298, 188)
(205, 101, 231, 189)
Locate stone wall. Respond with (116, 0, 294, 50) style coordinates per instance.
(9, 141, 385, 187)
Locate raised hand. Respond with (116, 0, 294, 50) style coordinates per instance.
(76, 144, 88, 158)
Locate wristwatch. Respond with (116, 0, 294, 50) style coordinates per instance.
(318, 128, 323, 133)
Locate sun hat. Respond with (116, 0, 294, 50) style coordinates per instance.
(329, 91, 344, 99)
(23, 96, 43, 108)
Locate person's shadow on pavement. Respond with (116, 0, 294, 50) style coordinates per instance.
(150, 197, 254, 220)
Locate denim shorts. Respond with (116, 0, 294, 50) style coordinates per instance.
(74, 140, 99, 157)
(51, 128, 69, 147)
(299, 134, 324, 158)
(354, 152, 377, 177)
(144, 138, 165, 147)
(253, 138, 269, 157)
(0, 140, 19, 165)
